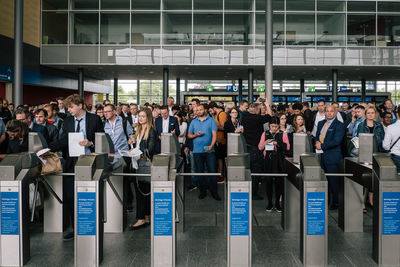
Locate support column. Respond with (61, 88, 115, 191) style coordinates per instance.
(248, 69, 254, 103)
(137, 80, 140, 105)
(106, 94, 109, 100)
(265, 0, 273, 102)
(238, 79, 243, 101)
(78, 68, 84, 97)
(184, 80, 188, 92)
(176, 78, 180, 105)
(300, 79, 305, 102)
(113, 78, 118, 105)
(361, 79, 366, 103)
(163, 67, 169, 105)
(13, 0, 23, 106)
(332, 69, 338, 103)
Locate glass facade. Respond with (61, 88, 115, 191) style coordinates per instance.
(41, 0, 400, 66)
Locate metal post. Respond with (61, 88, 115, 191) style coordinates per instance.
(13, 0, 23, 107)
(332, 69, 338, 103)
(106, 94, 109, 100)
(163, 67, 169, 105)
(176, 78, 180, 105)
(113, 78, 118, 105)
(78, 68, 84, 97)
(361, 78, 366, 103)
(265, 0, 273, 102)
(137, 80, 140, 105)
(300, 79, 305, 102)
(184, 80, 188, 92)
(248, 69, 254, 103)
(238, 79, 243, 101)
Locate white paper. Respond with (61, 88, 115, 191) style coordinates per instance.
(68, 132, 85, 157)
(36, 148, 50, 157)
(265, 142, 275, 151)
(316, 149, 323, 154)
(118, 148, 142, 159)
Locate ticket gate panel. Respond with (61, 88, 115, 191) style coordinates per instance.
(104, 165, 125, 233)
(339, 177, 363, 233)
(283, 179, 300, 233)
(43, 175, 63, 233)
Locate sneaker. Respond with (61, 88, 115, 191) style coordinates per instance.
(266, 204, 273, 212)
(275, 204, 282, 213)
(217, 176, 225, 184)
(188, 185, 198, 191)
(63, 231, 74, 241)
(198, 192, 206, 199)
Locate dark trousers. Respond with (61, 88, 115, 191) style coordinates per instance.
(265, 176, 283, 206)
(122, 157, 134, 208)
(247, 145, 264, 195)
(63, 157, 77, 231)
(321, 156, 340, 206)
(193, 152, 217, 196)
(133, 180, 150, 220)
(391, 154, 400, 173)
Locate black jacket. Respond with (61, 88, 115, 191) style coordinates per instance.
(136, 127, 157, 160)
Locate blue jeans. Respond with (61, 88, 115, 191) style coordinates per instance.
(391, 154, 400, 174)
(193, 153, 217, 196)
(189, 151, 198, 186)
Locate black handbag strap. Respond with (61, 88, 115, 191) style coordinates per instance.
(390, 135, 400, 150)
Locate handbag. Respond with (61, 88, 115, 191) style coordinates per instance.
(39, 151, 62, 175)
(135, 148, 152, 196)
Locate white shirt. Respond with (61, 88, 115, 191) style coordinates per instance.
(383, 120, 400, 156)
(336, 112, 344, 123)
(60, 108, 66, 114)
(131, 114, 138, 130)
(312, 112, 325, 137)
(179, 122, 188, 144)
(162, 117, 169, 133)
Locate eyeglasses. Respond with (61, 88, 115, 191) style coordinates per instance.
(384, 116, 392, 119)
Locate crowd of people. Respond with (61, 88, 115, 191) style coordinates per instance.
(1, 93, 400, 239)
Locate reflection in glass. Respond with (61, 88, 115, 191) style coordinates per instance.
(100, 13, 129, 45)
(72, 0, 98, 9)
(287, 0, 315, 11)
(255, 14, 284, 45)
(225, 0, 252, 10)
(317, 0, 345, 11)
(378, 2, 400, 12)
(132, 0, 160, 10)
(224, 13, 253, 45)
(347, 15, 376, 46)
(193, 14, 223, 45)
(194, 0, 222, 10)
(101, 0, 130, 9)
(286, 14, 315, 45)
(71, 13, 99, 44)
(378, 16, 400, 47)
(163, 13, 192, 45)
(163, 0, 191, 10)
(347, 1, 375, 12)
(132, 13, 160, 44)
(256, 0, 284, 10)
(43, 0, 68, 10)
(42, 12, 68, 44)
(317, 14, 345, 46)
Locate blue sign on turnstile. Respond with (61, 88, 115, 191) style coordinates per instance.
(154, 192, 173, 236)
(230, 192, 249, 236)
(1, 192, 19, 235)
(77, 192, 96, 236)
(307, 192, 325, 235)
(382, 192, 400, 235)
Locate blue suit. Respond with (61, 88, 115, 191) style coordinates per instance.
(316, 118, 345, 206)
(155, 116, 180, 154)
(31, 123, 50, 145)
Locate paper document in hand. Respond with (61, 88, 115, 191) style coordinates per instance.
(69, 132, 85, 157)
(265, 143, 275, 151)
(118, 148, 142, 158)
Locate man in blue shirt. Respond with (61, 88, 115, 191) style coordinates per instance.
(188, 104, 220, 200)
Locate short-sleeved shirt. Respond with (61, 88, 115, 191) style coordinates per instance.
(188, 116, 218, 153)
(215, 110, 228, 144)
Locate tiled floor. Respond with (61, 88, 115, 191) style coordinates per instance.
(26, 182, 377, 266)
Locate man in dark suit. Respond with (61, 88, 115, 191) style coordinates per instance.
(155, 105, 180, 154)
(49, 94, 104, 241)
(15, 109, 50, 143)
(315, 105, 345, 210)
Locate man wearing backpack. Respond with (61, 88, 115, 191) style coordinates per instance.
(104, 104, 135, 211)
(383, 107, 400, 173)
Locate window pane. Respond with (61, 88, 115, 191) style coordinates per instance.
(132, 13, 160, 44)
(72, 0, 99, 9)
(100, 13, 130, 44)
(163, 13, 192, 44)
(163, 0, 191, 10)
(256, 0, 284, 11)
(347, 1, 376, 12)
(224, 13, 253, 45)
(71, 13, 99, 44)
(42, 12, 68, 44)
(43, 0, 68, 10)
(194, 0, 223, 10)
(286, 14, 315, 45)
(317, 14, 345, 46)
(378, 2, 400, 12)
(225, 0, 253, 10)
(101, 0, 130, 9)
(378, 15, 400, 47)
(347, 15, 376, 46)
(287, 0, 315, 11)
(317, 0, 345, 11)
(193, 14, 223, 45)
(255, 14, 284, 45)
(132, 0, 160, 10)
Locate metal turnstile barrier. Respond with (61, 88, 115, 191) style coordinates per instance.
(74, 153, 109, 267)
